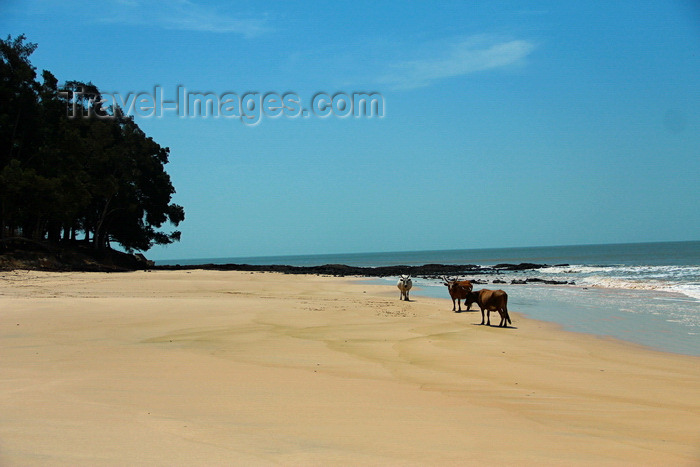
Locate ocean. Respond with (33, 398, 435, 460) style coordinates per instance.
(158, 241, 700, 356)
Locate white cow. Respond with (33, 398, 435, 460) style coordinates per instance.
(397, 275, 412, 301)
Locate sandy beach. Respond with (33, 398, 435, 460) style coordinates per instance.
(1, 270, 699, 466)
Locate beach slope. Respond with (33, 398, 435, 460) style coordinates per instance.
(1, 270, 698, 465)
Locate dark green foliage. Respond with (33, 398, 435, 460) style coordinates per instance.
(0, 34, 184, 252)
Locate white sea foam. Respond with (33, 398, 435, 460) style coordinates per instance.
(542, 264, 700, 278)
(669, 284, 700, 301)
(540, 265, 611, 275)
(535, 264, 700, 301)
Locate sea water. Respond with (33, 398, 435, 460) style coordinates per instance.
(158, 241, 700, 356)
(399, 276, 699, 356)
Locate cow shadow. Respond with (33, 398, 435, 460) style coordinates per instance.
(469, 323, 519, 330)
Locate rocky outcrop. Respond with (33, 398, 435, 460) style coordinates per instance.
(155, 262, 550, 277)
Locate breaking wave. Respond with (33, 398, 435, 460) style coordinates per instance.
(537, 264, 700, 300)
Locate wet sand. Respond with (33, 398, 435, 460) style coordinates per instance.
(1, 270, 699, 465)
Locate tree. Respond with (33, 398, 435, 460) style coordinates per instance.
(0, 34, 40, 165)
(0, 34, 184, 253)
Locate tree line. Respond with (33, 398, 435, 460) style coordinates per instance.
(0, 35, 184, 252)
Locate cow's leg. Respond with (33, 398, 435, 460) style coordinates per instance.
(452, 298, 456, 311)
(457, 299, 462, 312)
(406, 290, 410, 301)
(480, 307, 485, 325)
(487, 309, 491, 326)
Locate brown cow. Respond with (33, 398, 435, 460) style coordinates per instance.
(466, 289, 511, 327)
(442, 277, 473, 312)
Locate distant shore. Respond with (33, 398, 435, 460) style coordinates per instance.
(1, 269, 699, 465)
(154, 260, 574, 282)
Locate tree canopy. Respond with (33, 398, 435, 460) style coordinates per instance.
(0, 34, 184, 252)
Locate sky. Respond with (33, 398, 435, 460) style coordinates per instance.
(2, 0, 699, 260)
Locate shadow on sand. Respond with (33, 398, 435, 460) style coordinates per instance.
(469, 322, 519, 330)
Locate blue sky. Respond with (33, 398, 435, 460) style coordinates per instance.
(2, 1, 699, 260)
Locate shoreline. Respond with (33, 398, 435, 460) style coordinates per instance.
(1, 269, 699, 465)
(370, 276, 700, 358)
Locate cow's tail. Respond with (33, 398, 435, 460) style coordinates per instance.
(504, 296, 512, 325)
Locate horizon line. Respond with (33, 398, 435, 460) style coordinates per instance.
(153, 239, 700, 263)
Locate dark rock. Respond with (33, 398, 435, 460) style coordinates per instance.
(155, 262, 494, 277)
(525, 278, 569, 285)
(493, 263, 547, 271)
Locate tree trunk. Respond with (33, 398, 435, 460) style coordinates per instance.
(0, 201, 4, 239)
(93, 196, 112, 250)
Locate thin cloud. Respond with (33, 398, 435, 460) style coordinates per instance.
(379, 36, 536, 90)
(101, 0, 270, 37)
